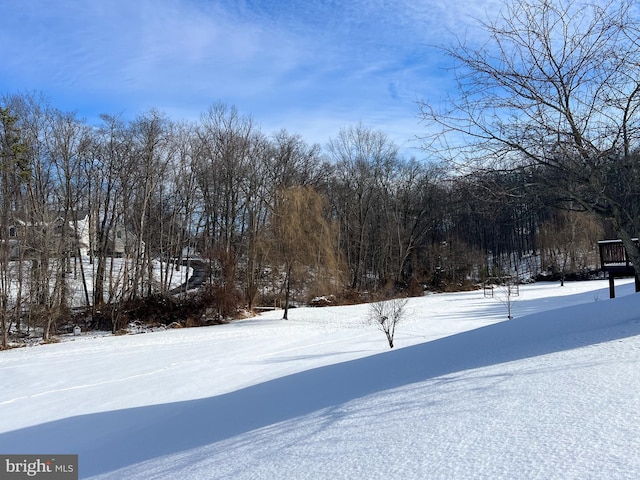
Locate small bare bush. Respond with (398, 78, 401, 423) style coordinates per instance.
(368, 297, 408, 349)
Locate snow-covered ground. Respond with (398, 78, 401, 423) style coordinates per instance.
(4, 256, 192, 311)
(1, 279, 639, 479)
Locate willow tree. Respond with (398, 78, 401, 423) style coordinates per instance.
(269, 186, 342, 320)
(421, 0, 640, 279)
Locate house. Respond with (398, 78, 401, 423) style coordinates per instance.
(5, 210, 81, 259)
(91, 224, 142, 257)
(76, 212, 143, 258)
(4, 210, 142, 259)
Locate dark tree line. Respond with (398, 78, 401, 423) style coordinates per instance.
(0, 82, 621, 344)
(421, 0, 640, 281)
(0, 90, 613, 343)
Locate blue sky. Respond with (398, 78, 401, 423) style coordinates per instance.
(0, 0, 496, 157)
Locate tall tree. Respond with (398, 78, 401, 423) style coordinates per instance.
(195, 103, 256, 292)
(90, 114, 133, 310)
(244, 130, 326, 308)
(327, 124, 399, 290)
(43, 110, 91, 338)
(421, 0, 640, 278)
(9, 94, 58, 338)
(0, 104, 28, 347)
(269, 186, 341, 319)
(128, 109, 170, 299)
(156, 121, 200, 294)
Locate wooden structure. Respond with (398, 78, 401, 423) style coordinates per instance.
(598, 239, 640, 298)
(483, 276, 520, 298)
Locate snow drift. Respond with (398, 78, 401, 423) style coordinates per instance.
(1, 280, 639, 479)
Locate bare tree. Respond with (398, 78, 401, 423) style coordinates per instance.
(7, 94, 64, 341)
(194, 103, 258, 311)
(46, 109, 92, 336)
(327, 124, 400, 290)
(268, 129, 325, 189)
(127, 109, 171, 299)
(245, 130, 326, 309)
(240, 136, 270, 311)
(383, 159, 445, 288)
(157, 121, 200, 294)
(90, 114, 132, 311)
(485, 275, 519, 320)
(421, 0, 640, 278)
(368, 297, 408, 348)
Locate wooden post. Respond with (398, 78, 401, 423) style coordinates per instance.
(609, 275, 615, 299)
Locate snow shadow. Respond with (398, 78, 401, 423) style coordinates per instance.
(1, 293, 639, 478)
(461, 281, 627, 322)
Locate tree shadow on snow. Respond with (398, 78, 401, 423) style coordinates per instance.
(459, 280, 632, 322)
(1, 291, 639, 478)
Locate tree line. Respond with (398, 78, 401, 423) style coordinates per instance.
(0, 93, 608, 346)
(4, 0, 640, 345)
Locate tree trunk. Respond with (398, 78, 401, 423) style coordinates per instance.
(283, 264, 292, 320)
(619, 232, 640, 289)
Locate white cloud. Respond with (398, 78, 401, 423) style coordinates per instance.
(0, 0, 500, 151)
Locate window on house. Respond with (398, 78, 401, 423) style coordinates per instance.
(8, 226, 16, 237)
(116, 230, 123, 239)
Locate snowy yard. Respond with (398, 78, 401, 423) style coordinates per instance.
(1, 279, 639, 479)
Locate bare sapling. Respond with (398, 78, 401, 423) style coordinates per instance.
(368, 297, 408, 348)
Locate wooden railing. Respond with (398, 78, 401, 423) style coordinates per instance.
(598, 239, 638, 273)
(597, 239, 639, 297)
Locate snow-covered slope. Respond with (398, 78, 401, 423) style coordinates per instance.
(1, 280, 639, 479)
